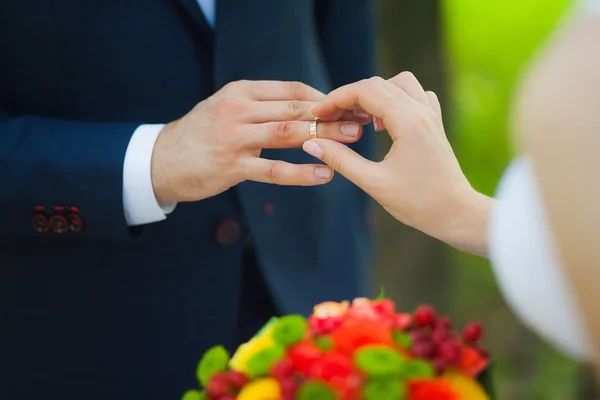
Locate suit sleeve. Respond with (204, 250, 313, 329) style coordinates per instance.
(0, 110, 143, 239)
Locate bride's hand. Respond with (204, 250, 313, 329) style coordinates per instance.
(303, 72, 492, 256)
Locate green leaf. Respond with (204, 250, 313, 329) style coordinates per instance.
(375, 286, 386, 300)
(246, 345, 285, 378)
(392, 331, 413, 349)
(400, 359, 435, 379)
(296, 381, 336, 400)
(478, 363, 496, 399)
(272, 315, 307, 346)
(354, 346, 405, 377)
(196, 345, 230, 387)
(314, 336, 333, 351)
(363, 379, 406, 400)
(181, 390, 207, 400)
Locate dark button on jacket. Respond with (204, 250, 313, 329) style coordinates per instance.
(67, 213, 84, 233)
(215, 219, 241, 246)
(49, 214, 68, 234)
(31, 213, 49, 233)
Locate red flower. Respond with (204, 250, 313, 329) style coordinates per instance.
(287, 340, 322, 376)
(310, 352, 357, 389)
(339, 374, 363, 400)
(457, 346, 489, 377)
(309, 301, 350, 335)
(346, 298, 397, 330)
(371, 298, 396, 315)
(408, 379, 460, 400)
(332, 318, 393, 355)
(308, 314, 345, 335)
(394, 313, 413, 330)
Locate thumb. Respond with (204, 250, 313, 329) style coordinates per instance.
(302, 139, 375, 189)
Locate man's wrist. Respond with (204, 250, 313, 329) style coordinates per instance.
(123, 124, 177, 226)
(150, 121, 180, 204)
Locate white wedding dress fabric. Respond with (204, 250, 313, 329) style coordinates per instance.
(582, 0, 600, 13)
(489, 158, 591, 359)
(488, 0, 599, 361)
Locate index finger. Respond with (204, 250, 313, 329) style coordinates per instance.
(388, 71, 429, 106)
(243, 81, 325, 102)
(312, 79, 403, 134)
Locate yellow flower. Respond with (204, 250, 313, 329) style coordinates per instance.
(442, 371, 490, 400)
(237, 378, 281, 400)
(313, 300, 350, 318)
(230, 322, 276, 373)
(352, 297, 370, 306)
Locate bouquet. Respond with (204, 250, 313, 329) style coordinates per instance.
(182, 296, 493, 400)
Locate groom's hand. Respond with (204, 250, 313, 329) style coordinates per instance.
(150, 80, 363, 203)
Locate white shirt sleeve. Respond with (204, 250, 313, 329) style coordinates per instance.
(489, 157, 591, 360)
(122, 124, 177, 226)
(120, 1, 211, 227)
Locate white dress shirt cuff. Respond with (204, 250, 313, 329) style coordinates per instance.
(123, 124, 177, 226)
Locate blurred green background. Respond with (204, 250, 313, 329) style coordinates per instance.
(371, 0, 595, 398)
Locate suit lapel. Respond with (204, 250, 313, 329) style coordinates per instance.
(213, 0, 284, 88)
(177, 0, 213, 36)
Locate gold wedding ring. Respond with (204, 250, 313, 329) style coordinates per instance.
(309, 119, 319, 140)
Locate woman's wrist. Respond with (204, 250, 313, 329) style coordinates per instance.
(436, 189, 494, 258)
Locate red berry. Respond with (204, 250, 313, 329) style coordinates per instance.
(414, 306, 436, 328)
(432, 357, 449, 374)
(462, 322, 483, 343)
(436, 316, 452, 330)
(437, 340, 461, 364)
(411, 338, 436, 358)
(206, 373, 230, 398)
(271, 359, 295, 380)
(220, 396, 236, 400)
(279, 379, 299, 399)
(431, 329, 453, 344)
(226, 370, 248, 388)
(409, 329, 428, 342)
(394, 313, 413, 330)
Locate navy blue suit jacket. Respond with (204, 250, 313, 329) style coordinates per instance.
(0, 1, 375, 398)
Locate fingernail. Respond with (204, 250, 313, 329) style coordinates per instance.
(373, 117, 384, 131)
(341, 123, 359, 138)
(353, 109, 370, 119)
(302, 141, 323, 158)
(315, 167, 332, 179)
